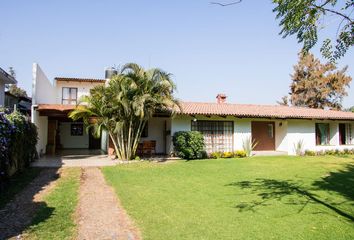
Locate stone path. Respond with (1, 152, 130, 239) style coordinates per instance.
(76, 167, 140, 240)
(0, 168, 59, 240)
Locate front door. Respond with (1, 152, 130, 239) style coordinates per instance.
(252, 121, 275, 151)
(89, 129, 101, 149)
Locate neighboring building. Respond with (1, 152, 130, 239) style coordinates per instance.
(0, 67, 17, 106)
(31, 63, 354, 156)
(5, 91, 32, 114)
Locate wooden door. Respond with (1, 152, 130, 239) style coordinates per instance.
(252, 121, 275, 151)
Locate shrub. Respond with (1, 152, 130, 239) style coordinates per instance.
(325, 149, 336, 155)
(293, 140, 304, 156)
(0, 111, 38, 183)
(234, 150, 247, 158)
(209, 152, 222, 159)
(172, 131, 205, 160)
(242, 136, 258, 157)
(304, 150, 316, 156)
(222, 152, 234, 158)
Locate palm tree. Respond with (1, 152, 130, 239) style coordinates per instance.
(69, 63, 180, 160)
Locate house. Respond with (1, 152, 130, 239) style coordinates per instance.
(0, 67, 17, 106)
(31, 63, 354, 157)
(5, 91, 32, 114)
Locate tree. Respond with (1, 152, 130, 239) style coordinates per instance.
(69, 63, 180, 160)
(277, 95, 289, 106)
(5, 67, 28, 97)
(211, 1, 353, 61)
(347, 106, 354, 112)
(286, 52, 351, 110)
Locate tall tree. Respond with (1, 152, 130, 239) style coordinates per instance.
(5, 67, 28, 97)
(211, 0, 353, 61)
(69, 63, 180, 160)
(287, 52, 351, 110)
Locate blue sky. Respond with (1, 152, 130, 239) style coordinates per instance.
(1, 0, 353, 107)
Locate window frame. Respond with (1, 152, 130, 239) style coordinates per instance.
(315, 123, 330, 146)
(62, 87, 78, 105)
(191, 120, 234, 153)
(339, 123, 352, 145)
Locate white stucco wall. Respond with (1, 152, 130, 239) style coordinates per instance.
(32, 63, 56, 105)
(0, 81, 4, 106)
(101, 129, 109, 153)
(59, 122, 89, 149)
(31, 109, 48, 155)
(55, 81, 103, 104)
(141, 117, 169, 154)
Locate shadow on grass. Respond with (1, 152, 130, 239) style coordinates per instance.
(0, 168, 59, 239)
(227, 175, 354, 222)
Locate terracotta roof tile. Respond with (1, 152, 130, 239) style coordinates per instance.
(55, 77, 105, 83)
(177, 102, 354, 120)
(37, 104, 76, 112)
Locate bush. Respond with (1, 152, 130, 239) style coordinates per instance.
(234, 150, 247, 158)
(209, 152, 222, 159)
(304, 150, 316, 156)
(172, 131, 205, 160)
(222, 152, 234, 158)
(325, 149, 336, 155)
(0, 111, 38, 183)
(242, 136, 258, 157)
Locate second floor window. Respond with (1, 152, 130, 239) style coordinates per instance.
(62, 87, 77, 105)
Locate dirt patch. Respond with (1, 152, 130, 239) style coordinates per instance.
(76, 167, 141, 240)
(0, 168, 60, 240)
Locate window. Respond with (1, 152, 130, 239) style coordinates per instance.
(267, 124, 274, 138)
(339, 123, 352, 145)
(316, 123, 330, 145)
(62, 87, 77, 105)
(71, 124, 83, 136)
(191, 120, 234, 153)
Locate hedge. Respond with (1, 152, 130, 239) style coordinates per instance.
(0, 111, 38, 190)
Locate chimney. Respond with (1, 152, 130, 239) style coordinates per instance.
(216, 93, 227, 104)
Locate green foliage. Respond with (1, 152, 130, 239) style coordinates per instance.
(0, 111, 38, 185)
(304, 150, 316, 156)
(273, 0, 353, 61)
(221, 152, 234, 158)
(294, 139, 304, 156)
(242, 136, 258, 157)
(70, 63, 179, 160)
(209, 152, 222, 159)
(172, 131, 206, 160)
(7, 84, 28, 97)
(234, 150, 247, 158)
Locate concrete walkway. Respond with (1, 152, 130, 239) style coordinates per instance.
(31, 149, 118, 167)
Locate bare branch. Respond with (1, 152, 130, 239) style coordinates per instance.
(210, 1, 242, 7)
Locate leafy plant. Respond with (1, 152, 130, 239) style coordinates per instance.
(70, 63, 179, 160)
(304, 150, 316, 156)
(242, 137, 258, 157)
(234, 150, 247, 158)
(293, 139, 304, 156)
(172, 131, 206, 160)
(209, 152, 222, 159)
(222, 152, 234, 158)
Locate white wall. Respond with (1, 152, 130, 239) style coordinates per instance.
(31, 109, 48, 155)
(141, 117, 169, 154)
(0, 81, 4, 106)
(59, 122, 89, 149)
(55, 81, 102, 104)
(32, 63, 56, 105)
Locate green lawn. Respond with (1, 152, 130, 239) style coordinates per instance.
(103, 156, 354, 240)
(24, 168, 81, 240)
(0, 168, 42, 209)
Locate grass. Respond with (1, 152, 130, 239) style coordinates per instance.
(0, 168, 42, 209)
(103, 155, 354, 240)
(24, 168, 81, 240)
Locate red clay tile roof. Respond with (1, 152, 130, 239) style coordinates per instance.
(177, 102, 354, 120)
(55, 77, 105, 83)
(37, 104, 76, 112)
